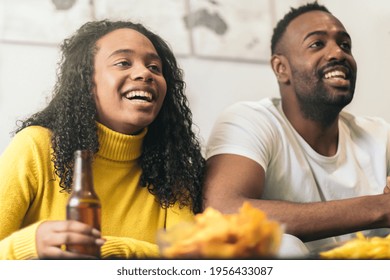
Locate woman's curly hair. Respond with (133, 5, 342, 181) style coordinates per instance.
(15, 20, 205, 213)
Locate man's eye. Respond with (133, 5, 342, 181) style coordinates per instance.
(309, 41, 324, 48)
(340, 42, 352, 51)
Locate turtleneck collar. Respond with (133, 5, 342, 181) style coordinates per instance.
(96, 122, 147, 162)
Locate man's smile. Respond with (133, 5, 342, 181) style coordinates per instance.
(321, 65, 353, 89)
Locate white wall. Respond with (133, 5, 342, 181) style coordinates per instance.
(323, 0, 390, 122)
(0, 43, 58, 153)
(1, 0, 390, 154)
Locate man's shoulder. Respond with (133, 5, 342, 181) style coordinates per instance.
(215, 98, 286, 136)
(340, 110, 390, 130)
(223, 97, 281, 117)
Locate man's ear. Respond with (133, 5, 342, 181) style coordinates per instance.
(270, 54, 290, 84)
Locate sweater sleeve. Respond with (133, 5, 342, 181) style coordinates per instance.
(101, 236, 159, 259)
(0, 128, 47, 260)
(0, 222, 42, 260)
(100, 205, 194, 259)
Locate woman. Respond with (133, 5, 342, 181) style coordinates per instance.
(0, 20, 205, 259)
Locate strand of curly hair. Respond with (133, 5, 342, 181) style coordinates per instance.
(15, 20, 205, 214)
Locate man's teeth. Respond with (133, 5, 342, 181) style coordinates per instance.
(324, 70, 346, 79)
(125, 91, 152, 101)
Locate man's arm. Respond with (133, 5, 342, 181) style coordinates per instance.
(203, 154, 390, 242)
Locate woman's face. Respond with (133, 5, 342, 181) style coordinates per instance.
(92, 28, 167, 135)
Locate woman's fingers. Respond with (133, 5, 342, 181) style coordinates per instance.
(36, 220, 104, 259)
(52, 220, 101, 236)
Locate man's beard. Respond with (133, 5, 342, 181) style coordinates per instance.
(292, 66, 355, 127)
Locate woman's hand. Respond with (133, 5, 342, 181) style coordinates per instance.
(36, 220, 105, 259)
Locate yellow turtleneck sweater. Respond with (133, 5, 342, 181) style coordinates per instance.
(0, 123, 194, 259)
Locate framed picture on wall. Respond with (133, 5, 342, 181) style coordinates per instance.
(0, 0, 305, 62)
(0, 0, 93, 46)
(185, 0, 274, 63)
(94, 0, 191, 56)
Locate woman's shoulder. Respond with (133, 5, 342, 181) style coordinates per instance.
(13, 125, 52, 150)
(1, 126, 53, 176)
(16, 125, 51, 139)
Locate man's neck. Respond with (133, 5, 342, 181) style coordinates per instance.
(282, 100, 340, 156)
(296, 118, 339, 156)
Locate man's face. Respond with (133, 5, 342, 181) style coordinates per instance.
(92, 28, 167, 135)
(282, 11, 357, 118)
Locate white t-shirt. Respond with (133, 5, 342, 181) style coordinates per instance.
(207, 97, 390, 251)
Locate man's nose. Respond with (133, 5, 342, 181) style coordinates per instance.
(326, 42, 347, 61)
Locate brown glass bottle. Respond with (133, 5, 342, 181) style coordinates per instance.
(66, 150, 101, 257)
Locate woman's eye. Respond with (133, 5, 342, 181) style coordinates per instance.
(148, 64, 161, 73)
(115, 61, 130, 67)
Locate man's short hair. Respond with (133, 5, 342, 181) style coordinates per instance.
(271, 1, 330, 54)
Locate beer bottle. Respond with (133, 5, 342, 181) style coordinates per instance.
(66, 150, 101, 257)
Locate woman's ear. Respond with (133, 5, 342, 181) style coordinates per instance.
(90, 82, 97, 96)
(271, 54, 290, 84)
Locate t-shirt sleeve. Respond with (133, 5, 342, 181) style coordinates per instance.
(383, 120, 390, 176)
(206, 102, 277, 172)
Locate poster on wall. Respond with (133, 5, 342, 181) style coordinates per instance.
(0, 0, 291, 63)
(94, 0, 191, 56)
(0, 0, 93, 45)
(93, 0, 277, 62)
(186, 0, 274, 62)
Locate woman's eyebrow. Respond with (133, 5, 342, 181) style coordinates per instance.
(108, 48, 134, 58)
(108, 49, 161, 62)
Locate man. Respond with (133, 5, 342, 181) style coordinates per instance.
(204, 1, 390, 252)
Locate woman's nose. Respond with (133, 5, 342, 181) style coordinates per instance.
(130, 64, 153, 82)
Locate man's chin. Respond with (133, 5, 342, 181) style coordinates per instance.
(324, 86, 354, 105)
(330, 93, 353, 107)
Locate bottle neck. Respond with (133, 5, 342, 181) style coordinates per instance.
(72, 150, 95, 194)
